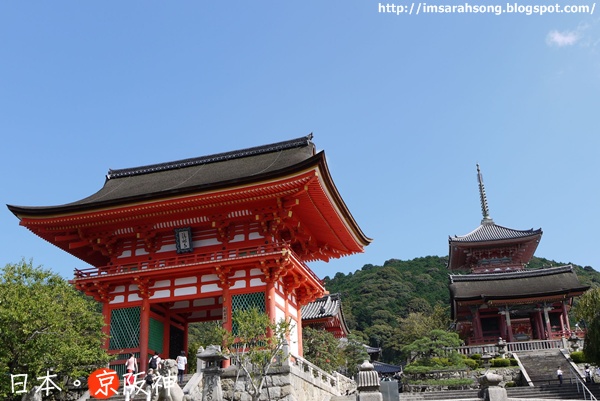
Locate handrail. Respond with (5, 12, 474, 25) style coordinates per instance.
(567, 363, 597, 401)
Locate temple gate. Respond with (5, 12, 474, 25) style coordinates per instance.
(8, 135, 371, 373)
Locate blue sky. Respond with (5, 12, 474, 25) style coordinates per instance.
(1, 1, 599, 280)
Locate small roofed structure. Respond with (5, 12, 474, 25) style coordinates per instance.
(372, 361, 403, 375)
(448, 165, 589, 345)
(301, 293, 350, 338)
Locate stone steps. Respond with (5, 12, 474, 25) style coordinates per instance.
(397, 383, 600, 401)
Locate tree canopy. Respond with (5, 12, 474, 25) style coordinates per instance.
(573, 287, 600, 365)
(0, 260, 110, 400)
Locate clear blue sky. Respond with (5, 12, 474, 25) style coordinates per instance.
(1, 1, 599, 280)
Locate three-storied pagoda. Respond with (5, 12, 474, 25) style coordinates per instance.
(448, 165, 588, 344)
(8, 135, 371, 373)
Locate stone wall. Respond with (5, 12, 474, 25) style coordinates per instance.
(219, 364, 352, 401)
(403, 367, 522, 393)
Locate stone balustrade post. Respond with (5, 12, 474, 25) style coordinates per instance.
(356, 360, 382, 401)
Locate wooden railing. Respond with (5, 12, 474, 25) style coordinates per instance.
(72, 243, 322, 284)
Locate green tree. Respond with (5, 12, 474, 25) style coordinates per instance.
(341, 333, 369, 378)
(187, 320, 227, 372)
(573, 287, 600, 365)
(302, 327, 345, 373)
(225, 307, 292, 401)
(402, 329, 463, 364)
(0, 260, 110, 400)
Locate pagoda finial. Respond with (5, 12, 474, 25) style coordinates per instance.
(477, 164, 493, 225)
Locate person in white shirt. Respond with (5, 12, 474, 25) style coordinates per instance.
(557, 366, 563, 386)
(176, 350, 188, 385)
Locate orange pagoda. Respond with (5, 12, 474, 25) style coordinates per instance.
(8, 134, 371, 373)
(448, 165, 588, 345)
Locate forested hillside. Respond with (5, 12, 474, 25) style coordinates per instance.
(322, 256, 600, 364)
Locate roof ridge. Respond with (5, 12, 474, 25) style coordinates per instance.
(106, 134, 314, 179)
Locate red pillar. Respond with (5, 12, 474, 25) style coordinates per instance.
(222, 285, 231, 368)
(162, 309, 171, 359)
(474, 309, 483, 342)
(102, 303, 111, 350)
(499, 312, 507, 339)
(297, 305, 303, 356)
(140, 297, 150, 373)
(534, 310, 544, 339)
(183, 321, 189, 365)
(266, 280, 276, 323)
(543, 306, 552, 339)
(562, 301, 571, 334)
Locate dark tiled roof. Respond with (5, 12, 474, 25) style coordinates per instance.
(106, 135, 314, 179)
(373, 361, 403, 374)
(364, 344, 382, 354)
(9, 135, 316, 213)
(449, 265, 589, 301)
(449, 221, 542, 243)
(301, 293, 343, 320)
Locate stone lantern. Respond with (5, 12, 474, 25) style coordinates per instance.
(481, 351, 493, 370)
(568, 332, 580, 352)
(197, 345, 229, 401)
(497, 337, 507, 359)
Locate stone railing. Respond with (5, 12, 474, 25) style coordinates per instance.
(289, 353, 356, 396)
(452, 338, 569, 356)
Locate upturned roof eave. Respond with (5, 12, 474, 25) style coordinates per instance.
(8, 150, 371, 247)
(8, 152, 326, 218)
(448, 229, 543, 246)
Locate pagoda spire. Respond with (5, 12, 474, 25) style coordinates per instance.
(477, 164, 494, 225)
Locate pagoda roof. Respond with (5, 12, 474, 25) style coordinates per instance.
(8, 135, 371, 266)
(447, 221, 542, 271)
(449, 265, 589, 304)
(301, 292, 350, 338)
(449, 222, 542, 244)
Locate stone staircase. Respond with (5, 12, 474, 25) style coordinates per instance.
(396, 383, 600, 400)
(517, 350, 575, 386)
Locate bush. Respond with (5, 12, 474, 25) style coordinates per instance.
(463, 358, 479, 369)
(491, 358, 511, 367)
(470, 353, 482, 360)
(404, 365, 436, 374)
(571, 351, 586, 363)
(509, 358, 519, 366)
(505, 381, 517, 387)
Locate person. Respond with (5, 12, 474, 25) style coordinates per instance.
(123, 371, 136, 401)
(126, 353, 138, 374)
(176, 350, 188, 385)
(557, 366, 563, 386)
(148, 351, 161, 371)
(585, 365, 592, 384)
(144, 368, 155, 401)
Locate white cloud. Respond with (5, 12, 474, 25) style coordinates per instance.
(546, 30, 580, 47)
